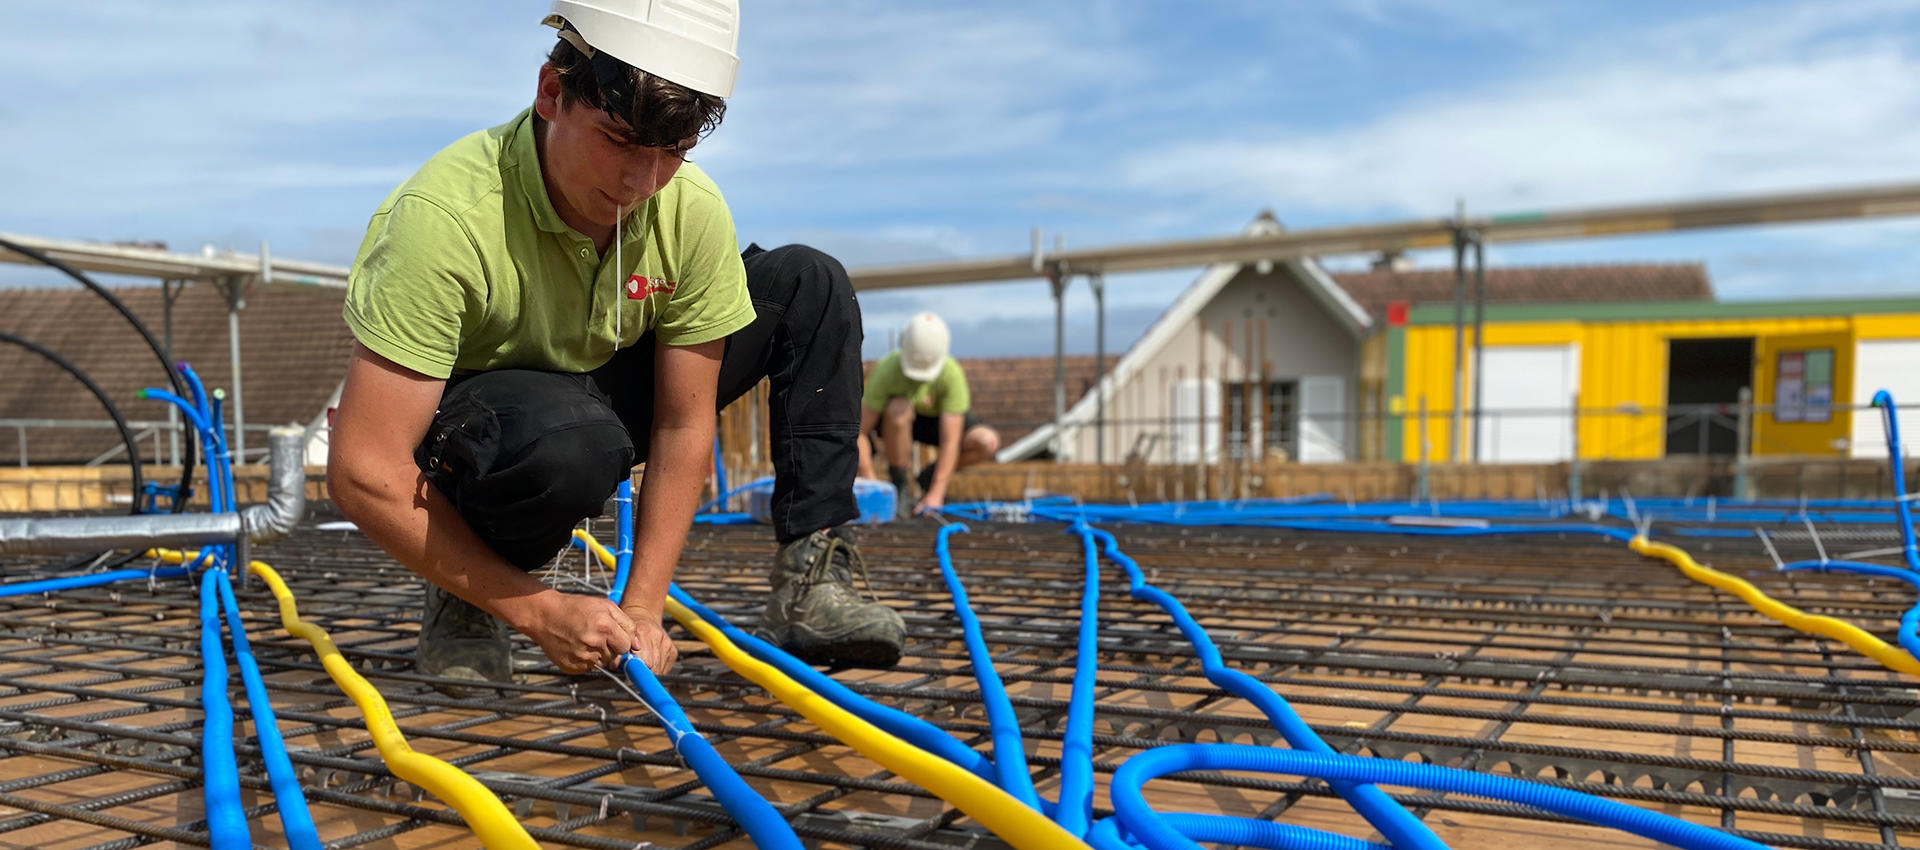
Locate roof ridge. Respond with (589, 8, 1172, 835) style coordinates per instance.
(1331, 261, 1706, 274)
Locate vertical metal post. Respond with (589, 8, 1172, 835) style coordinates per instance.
(162, 279, 180, 467)
(1449, 207, 1467, 464)
(1050, 267, 1067, 465)
(1222, 320, 1233, 462)
(1734, 386, 1753, 500)
(1159, 366, 1170, 464)
(226, 282, 247, 465)
(1569, 391, 1583, 502)
(1257, 321, 1269, 459)
(1092, 272, 1106, 466)
(1470, 233, 1487, 462)
(1241, 317, 1254, 466)
(15, 425, 25, 468)
(1196, 318, 1208, 500)
(1416, 395, 1430, 502)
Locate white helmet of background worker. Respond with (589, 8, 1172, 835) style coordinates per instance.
(542, 0, 741, 98)
(899, 312, 951, 382)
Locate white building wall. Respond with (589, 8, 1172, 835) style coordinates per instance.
(1060, 266, 1359, 463)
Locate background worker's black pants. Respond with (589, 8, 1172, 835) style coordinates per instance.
(412, 244, 865, 571)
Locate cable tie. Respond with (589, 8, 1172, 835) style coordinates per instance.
(1756, 528, 1785, 570)
(1802, 515, 1830, 565)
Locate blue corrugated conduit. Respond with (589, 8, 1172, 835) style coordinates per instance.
(611, 479, 635, 595)
(0, 565, 192, 598)
(612, 655, 802, 850)
(576, 533, 1052, 844)
(933, 523, 1043, 811)
(197, 566, 251, 848)
(578, 501, 804, 850)
(1765, 390, 1920, 664)
(572, 531, 995, 783)
(1107, 745, 1771, 850)
(172, 365, 325, 848)
(1871, 390, 1918, 570)
(1085, 813, 1388, 850)
(1055, 524, 1103, 835)
(214, 567, 323, 850)
(663, 581, 997, 780)
(141, 385, 225, 511)
(180, 369, 251, 850)
(8, 356, 322, 847)
(1078, 524, 1446, 850)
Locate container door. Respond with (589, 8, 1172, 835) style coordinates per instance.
(1852, 338, 1920, 458)
(1476, 344, 1580, 462)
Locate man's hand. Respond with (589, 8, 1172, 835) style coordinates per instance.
(516, 593, 638, 674)
(622, 605, 679, 675)
(915, 492, 945, 516)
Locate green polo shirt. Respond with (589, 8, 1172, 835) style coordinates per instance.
(862, 352, 970, 416)
(344, 108, 754, 379)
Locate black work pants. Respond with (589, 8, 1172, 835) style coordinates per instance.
(413, 244, 864, 570)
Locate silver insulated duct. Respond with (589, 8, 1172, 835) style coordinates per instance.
(0, 427, 308, 556)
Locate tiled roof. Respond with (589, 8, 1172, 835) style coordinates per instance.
(0, 260, 1712, 466)
(1329, 263, 1712, 317)
(0, 283, 353, 464)
(865, 355, 1109, 448)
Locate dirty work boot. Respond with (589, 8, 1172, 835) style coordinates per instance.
(887, 467, 913, 519)
(757, 530, 905, 668)
(417, 584, 512, 698)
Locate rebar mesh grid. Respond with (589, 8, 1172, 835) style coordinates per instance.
(1, 513, 1917, 849)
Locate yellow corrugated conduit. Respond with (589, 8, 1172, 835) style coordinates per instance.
(1628, 536, 1920, 677)
(149, 549, 541, 850)
(572, 531, 1090, 850)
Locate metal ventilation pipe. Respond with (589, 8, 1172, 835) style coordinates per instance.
(0, 427, 307, 555)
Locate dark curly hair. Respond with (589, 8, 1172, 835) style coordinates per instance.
(546, 35, 727, 149)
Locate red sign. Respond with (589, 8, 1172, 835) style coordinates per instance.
(1386, 301, 1410, 327)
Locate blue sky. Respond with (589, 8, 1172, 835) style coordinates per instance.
(4, 0, 1918, 358)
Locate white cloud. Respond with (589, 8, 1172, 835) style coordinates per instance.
(0, 1, 538, 218)
(716, 3, 1130, 170)
(1121, 47, 1920, 217)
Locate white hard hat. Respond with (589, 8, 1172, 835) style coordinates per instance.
(899, 312, 950, 382)
(543, 0, 741, 98)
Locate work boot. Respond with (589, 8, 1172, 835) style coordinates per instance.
(757, 530, 905, 668)
(915, 463, 938, 496)
(417, 584, 512, 698)
(887, 467, 913, 519)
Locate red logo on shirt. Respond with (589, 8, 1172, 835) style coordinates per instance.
(626, 275, 676, 299)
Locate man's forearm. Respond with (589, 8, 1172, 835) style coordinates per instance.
(334, 463, 557, 632)
(929, 416, 963, 493)
(621, 420, 713, 616)
(856, 433, 876, 480)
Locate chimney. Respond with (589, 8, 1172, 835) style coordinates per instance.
(1371, 250, 1414, 272)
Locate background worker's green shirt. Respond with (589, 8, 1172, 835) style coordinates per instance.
(343, 108, 753, 379)
(862, 352, 970, 416)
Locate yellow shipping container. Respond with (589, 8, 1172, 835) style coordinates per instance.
(1384, 299, 1920, 462)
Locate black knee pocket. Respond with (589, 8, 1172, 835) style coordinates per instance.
(418, 372, 635, 570)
